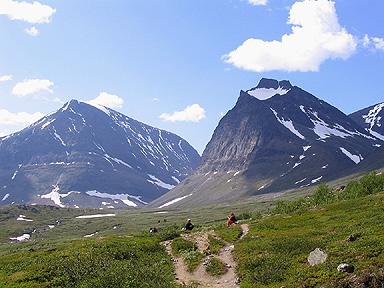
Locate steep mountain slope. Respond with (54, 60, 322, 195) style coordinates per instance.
(349, 102, 384, 141)
(152, 79, 382, 208)
(348, 102, 384, 171)
(0, 100, 200, 208)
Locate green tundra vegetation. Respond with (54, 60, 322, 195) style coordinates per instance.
(0, 171, 383, 287)
(205, 257, 227, 277)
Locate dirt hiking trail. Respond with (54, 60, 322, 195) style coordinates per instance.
(163, 223, 249, 288)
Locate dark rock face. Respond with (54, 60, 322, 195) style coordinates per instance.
(152, 78, 382, 208)
(0, 100, 200, 208)
(200, 79, 379, 190)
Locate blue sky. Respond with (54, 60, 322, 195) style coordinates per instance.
(0, 0, 383, 153)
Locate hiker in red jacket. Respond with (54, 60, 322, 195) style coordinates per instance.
(227, 212, 237, 227)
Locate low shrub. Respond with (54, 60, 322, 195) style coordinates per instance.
(214, 224, 243, 242)
(340, 172, 384, 199)
(182, 250, 204, 272)
(171, 238, 196, 256)
(311, 183, 335, 206)
(205, 257, 227, 277)
(156, 225, 180, 241)
(208, 235, 225, 255)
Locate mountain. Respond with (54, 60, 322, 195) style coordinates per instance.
(349, 102, 384, 141)
(0, 100, 200, 208)
(152, 79, 382, 208)
(349, 102, 384, 170)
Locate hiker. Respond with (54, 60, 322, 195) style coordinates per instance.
(184, 219, 194, 231)
(149, 227, 158, 233)
(227, 212, 237, 227)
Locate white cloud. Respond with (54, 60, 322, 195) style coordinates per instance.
(0, 108, 44, 126)
(87, 92, 124, 109)
(0, 0, 56, 24)
(363, 34, 384, 51)
(0, 128, 12, 137)
(363, 34, 370, 48)
(248, 0, 268, 6)
(25, 26, 39, 36)
(224, 0, 357, 72)
(12, 79, 54, 97)
(160, 104, 206, 123)
(0, 108, 44, 137)
(372, 38, 384, 50)
(0, 74, 12, 82)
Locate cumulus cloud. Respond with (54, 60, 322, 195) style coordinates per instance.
(12, 79, 54, 97)
(363, 34, 384, 51)
(248, 0, 268, 6)
(0, 108, 44, 126)
(25, 26, 39, 36)
(224, 0, 357, 72)
(160, 104, 206, 123)
(0, 108, 44, 137)
(0, 128, 12, 137)
(0, 0, 55, 24)
(87, 92, 124, 109)
(0, 74, 12, 82)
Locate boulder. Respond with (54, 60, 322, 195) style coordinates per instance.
(308, 248, 328, 266)
(337, 263, 354, 273)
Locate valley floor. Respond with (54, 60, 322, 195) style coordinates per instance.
(0, 172, 384, 287)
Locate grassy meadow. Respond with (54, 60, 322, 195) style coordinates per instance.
(0, 171, 383, 287)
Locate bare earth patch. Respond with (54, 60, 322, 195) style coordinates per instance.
(163, 224, 249, 287)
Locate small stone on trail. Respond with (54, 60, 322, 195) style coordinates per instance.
(337, 263, 354, 273)
(308, 248, 327, 266)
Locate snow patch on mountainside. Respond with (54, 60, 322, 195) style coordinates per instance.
(172, 176, 180, 184)
(40, 186, 77, 207)
(370, 130, 384, 141)
(147, 174, 175, 190)
(303, 146, 311, 151)
(10, 234, 30, 242)
(339, 147, 363, 164)
(85, 191, 145, 207)
(311, 176, 323, 183)
(17, 215, 33, 222)
(103, 154, 132, 168)
(158, 193, 193, 208)
(84, 232, 98, 238)
(247, 87, 290, 100)
(295, 178, 306, 184)
(270, 108, 305, 139)
(76, 214, 116, 219)
(41, 118, 55, 129)
(363, 103, 384, 128)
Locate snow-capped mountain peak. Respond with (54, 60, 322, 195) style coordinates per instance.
(246, 78, 292, 100)
(153, 79, 381, 208)
(0, 100, 200, 208)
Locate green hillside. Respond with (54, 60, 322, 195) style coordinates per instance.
(0, 172, 383, 287)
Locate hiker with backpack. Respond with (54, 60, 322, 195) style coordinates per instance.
(183, 219, 194, 231)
